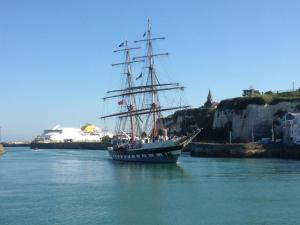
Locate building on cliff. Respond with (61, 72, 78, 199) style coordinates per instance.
(242, 88, 260, 97)
(283, 112, 300, 144)
(203, 89, 218, 109)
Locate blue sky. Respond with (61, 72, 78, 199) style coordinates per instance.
(1, 0, 300, 141)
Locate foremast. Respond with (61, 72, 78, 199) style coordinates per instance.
(111, 41, 142, 141)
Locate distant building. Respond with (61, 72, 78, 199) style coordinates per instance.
(203, 89, 218, 109)
(283, 113, 300, 144)
(242, 88, 260, 97)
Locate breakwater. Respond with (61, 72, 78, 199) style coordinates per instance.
(186, 142, 300, 160)
(2, 142, 30, 147)
(30, 141, 111, 150)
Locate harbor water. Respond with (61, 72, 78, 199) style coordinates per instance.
(0, 147, 300, 225)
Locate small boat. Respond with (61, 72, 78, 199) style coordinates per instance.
(101, 20, 200, 163)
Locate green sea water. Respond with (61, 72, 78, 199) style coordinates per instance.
(0, 147, 300, 225)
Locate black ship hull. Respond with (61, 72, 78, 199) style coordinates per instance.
(108, 144, 183, 163)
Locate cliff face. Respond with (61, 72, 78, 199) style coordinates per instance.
(213, 100, 300, 142)
(160, 107, 215, 139)
(162, 91, 300, 143)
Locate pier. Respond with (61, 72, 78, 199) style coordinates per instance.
(30, 141, 111, 150)
(2, 142, 30, 147)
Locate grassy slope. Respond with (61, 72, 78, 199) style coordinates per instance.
(218, 91, 300, 112)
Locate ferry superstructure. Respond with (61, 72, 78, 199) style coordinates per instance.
(34, 124, 113, 143)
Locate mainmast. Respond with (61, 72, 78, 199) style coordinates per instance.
(148, 22, 158, 137)
(134, 20, 168, 137)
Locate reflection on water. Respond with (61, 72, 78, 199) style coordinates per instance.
(1, 148, 300, 225)
(108, 160, 189, 225)
(111, 160, 187, 180)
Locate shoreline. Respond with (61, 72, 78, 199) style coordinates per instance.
(2, 142, 30, 147)
(30, 141, 111, 150)
(4, 141, 300, 160)
(186, 142, 300, 160)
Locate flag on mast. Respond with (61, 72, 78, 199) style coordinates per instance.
(143, 32, 146, 37)
(118, 42, 124, 47)
(117, 99, 124, 105)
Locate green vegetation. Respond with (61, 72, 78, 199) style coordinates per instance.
(218, 91, 300, 112)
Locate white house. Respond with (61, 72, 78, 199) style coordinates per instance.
(283, 113, 300, 144)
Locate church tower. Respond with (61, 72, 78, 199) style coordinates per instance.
(204, 89, 213, 108)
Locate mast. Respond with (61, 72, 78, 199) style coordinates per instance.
(111, 41, 142, 141)
(134, 19, 168, 137)
(148, 22, 158, 137)
(125, 41, 135, 141)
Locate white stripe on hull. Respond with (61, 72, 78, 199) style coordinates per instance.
(108, 149, 181, 163)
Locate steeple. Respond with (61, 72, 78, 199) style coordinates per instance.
(204, 89, 213, 108)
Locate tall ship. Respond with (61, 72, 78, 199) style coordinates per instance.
(101, 21, 200, 163)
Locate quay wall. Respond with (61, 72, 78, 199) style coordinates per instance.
(186, 142, 300, 160)
(2, 143, 30, 147)
(30, 142, 111, 150)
